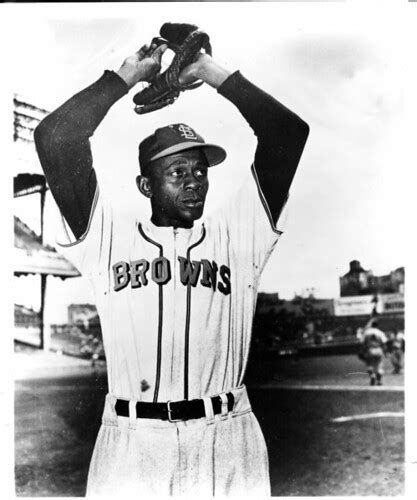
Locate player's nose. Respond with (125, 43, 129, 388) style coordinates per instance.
(183, 171, 203, 191)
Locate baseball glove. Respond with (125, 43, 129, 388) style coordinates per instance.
(133, 23, 212, 115)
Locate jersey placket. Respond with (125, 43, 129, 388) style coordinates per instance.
(168, 228, 187, 401)
(163, 226, 207, 402)
(183, 227, 206, 400)
(158, 228, 187, 402)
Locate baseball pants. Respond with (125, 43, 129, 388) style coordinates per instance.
(391, 349, 404, 373)
(365, 347, 384, 377)
(86, 385, 271, 496)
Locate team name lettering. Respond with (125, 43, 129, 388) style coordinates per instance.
(112, 257, 231, 295)
(152, 257, 171, 285)
(177, 257, 201, 287)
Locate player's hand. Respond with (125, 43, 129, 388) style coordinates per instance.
(116, 43, 168, 89)
(179, 53, 231, 89)
(178, 53, 211, 86)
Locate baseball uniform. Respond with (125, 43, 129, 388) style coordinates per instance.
(35, 68, 309, 495)
(362, 327, 387, 385)
(389, 332, 404, 374)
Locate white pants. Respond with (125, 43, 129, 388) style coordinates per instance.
(87, 385, 270, 496)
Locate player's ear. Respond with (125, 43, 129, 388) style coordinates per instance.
(137, 175, 152, 198)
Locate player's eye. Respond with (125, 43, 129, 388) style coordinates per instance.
(195, 168, 207, 178)
(170, 168, 184, 177)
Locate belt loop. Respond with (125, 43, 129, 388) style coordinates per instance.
(128, 400, 137, 430)
(203, 397, 215, 425)
(219, 392, 230, 420)
(103, 394, 118, 427)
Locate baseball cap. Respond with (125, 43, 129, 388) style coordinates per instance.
(139, 123, 226, 172)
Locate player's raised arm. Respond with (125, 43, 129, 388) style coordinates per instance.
(180, 54, 310, 224)
(34, 43, 167, 240)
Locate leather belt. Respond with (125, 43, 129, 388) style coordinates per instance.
(115, 392, 234, 422)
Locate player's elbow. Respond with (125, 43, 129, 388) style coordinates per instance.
(291, 113, 310, 148)
(33, 121, 44, 149)
(299, 117, 310, 143)
(277, 108, 310, 151)
(34, 113, 71, 175)
(289, 116, 310, 164)
(36, 127, 63, 193)
(34, 115, 54, 156)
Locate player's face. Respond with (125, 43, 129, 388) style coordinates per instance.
(140, 148, 209, 228)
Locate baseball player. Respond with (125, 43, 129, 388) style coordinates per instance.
(387, 330, 404, 374)
(34, 35, 309, 496)
(360, 319, 388, 386)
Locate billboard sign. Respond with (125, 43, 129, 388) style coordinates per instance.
(334, 295, 375, 317)
(378, 293, 404, 314)
(334, 293, 404, 316)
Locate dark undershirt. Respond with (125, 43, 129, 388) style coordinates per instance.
(34, 70, 309, 240)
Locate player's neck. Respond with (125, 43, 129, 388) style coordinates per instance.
(150, 214, 194, 230)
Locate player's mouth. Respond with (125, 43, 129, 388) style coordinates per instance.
(181, 197, 204, 209)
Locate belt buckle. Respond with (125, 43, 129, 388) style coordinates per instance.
(167, 400, 183, 423)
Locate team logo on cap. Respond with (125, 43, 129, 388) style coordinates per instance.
(177, 124, 197, 140)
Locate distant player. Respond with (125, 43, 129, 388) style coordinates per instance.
(34, 33, 309, 495)
(388, 331, 404, 374)
(360, 319, 387, 386)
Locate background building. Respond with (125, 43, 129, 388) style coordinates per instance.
(340, 260, 404, 297)
(253, 260, 404, 354)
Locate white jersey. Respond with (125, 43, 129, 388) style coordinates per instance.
(59, 165, 283, 402)
(362, 327, 387, 345)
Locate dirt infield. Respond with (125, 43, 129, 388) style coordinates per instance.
(14, 353, 404, 496)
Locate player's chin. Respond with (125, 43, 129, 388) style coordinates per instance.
(179, 203, 205, 222)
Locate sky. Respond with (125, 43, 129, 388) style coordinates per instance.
(4, 1, 414, 323)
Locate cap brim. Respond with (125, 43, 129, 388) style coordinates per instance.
(149, 142, 227, 167)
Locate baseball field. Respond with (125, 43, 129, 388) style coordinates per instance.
(14, 351, 404, 496)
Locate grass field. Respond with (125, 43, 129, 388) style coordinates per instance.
(14, 353, 404, 496)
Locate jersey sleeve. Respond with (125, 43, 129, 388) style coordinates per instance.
(214, 163, 287, 274)
(55, 185, 111, 276)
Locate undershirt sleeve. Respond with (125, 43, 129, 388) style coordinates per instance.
(34, 70, 129, 240)
(217, 71, 309, 225)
